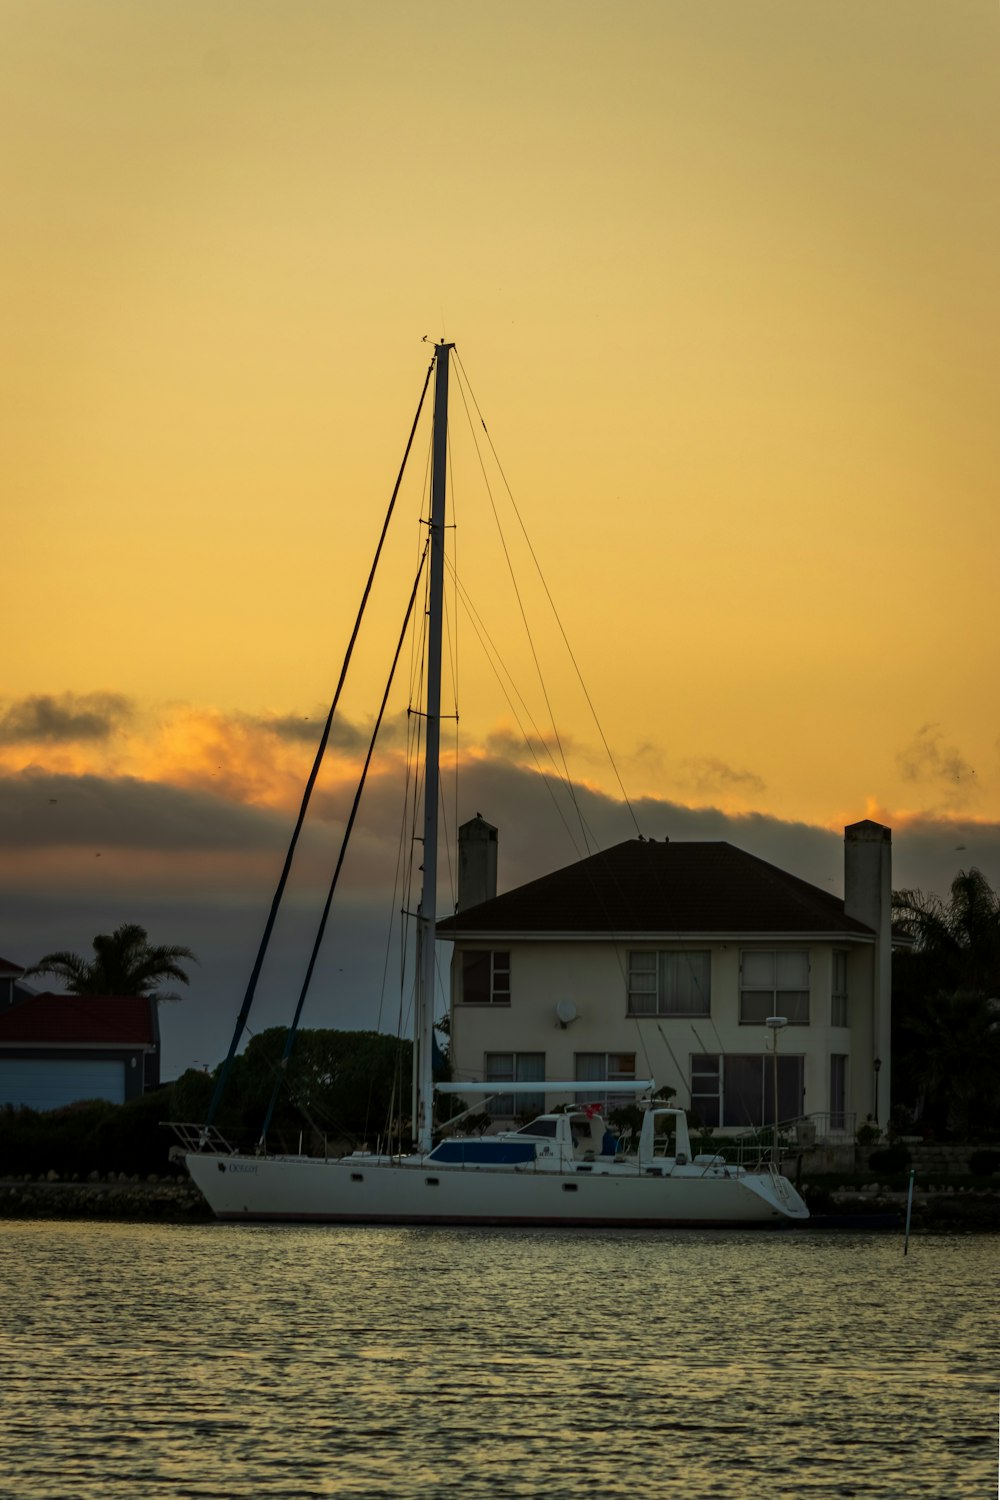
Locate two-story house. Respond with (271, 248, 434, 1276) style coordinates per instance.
(438, 818, 894, 1139)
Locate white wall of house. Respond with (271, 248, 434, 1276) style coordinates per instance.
(448, 935, 877, 1133)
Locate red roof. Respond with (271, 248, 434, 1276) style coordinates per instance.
(0, 992, 156, 1046)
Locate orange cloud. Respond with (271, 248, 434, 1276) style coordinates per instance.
(0, 700, 379, 813)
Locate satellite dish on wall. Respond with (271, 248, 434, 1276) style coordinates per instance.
(555, 999, 578, 1028)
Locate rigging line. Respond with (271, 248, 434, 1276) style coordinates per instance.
(373, 799, 408, 1036)
(445, 554, 657, 994)
(688, 1021, 715, 1082)
(448, 418, 460, 919)
(238, 1022, 355, 1143)
(407, 410, 436, 710)
(442, 617, 651, 1012)
(258, 542, 431, 1146)
(439, 574, 458, 913)
(454, 350, 641, 839)
(443, 615, 647, 1025)
(205, 354, 435, 1129)
(625, 1011, 657, 1088)
(442, 553, 591, 857)
(445, 556, 585, 860)
(236, 1026, 343, 1144)
(369, 786, 414, 1146)
(374, 670, 421, 1040)
(394, 537, 430, 1051)
(686, 1018, 754, 1133)
(655, 1023, 691, 1105)
(451, 360, 592, 855)
(393, 550, 430, 1073)
(444, 556, 575, 798)
(439, 423, 460, 915)
(437, 568, 643, 1035)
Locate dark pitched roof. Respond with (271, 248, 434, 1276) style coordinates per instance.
(0, 958, 24, 976)
(437, 839, 874, 939)
(0, 992, 157, 1046)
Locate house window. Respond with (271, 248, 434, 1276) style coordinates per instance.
(830, 1054, 848, 1131)
(740, 950, 809, 1024)
(691, 1054, 722, 1127)
(690, 1053, 805, 1128)
(462, 950, 510, 1004)
(831, 950, 849, 1027)
(574, 1052, 637, 1103)
(627, 951, 711, 1016)
(485, 1052, 544, 1117)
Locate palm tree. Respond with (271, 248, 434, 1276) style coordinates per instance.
(892, 869, 1000, 1136)
(27, 923, 197, 1002)
(892, 868, 1000, 996)
(901, 990, 1000, 1138)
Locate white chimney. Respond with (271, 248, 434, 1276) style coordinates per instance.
(457, 815, 498, 912)
(844, 819, 892, 1125)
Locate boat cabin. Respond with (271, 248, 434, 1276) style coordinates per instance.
(511, 1108, 616, 1161)
(427, 1103, 699, 1173)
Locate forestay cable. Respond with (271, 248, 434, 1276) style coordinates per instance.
(258, 543, 430, 1146)
(205, 357, 435, 1130)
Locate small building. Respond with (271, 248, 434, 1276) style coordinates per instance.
(0, 957, 32, 1010)
(438, 818, 894, 1139)
(0, 965, 161, 1110)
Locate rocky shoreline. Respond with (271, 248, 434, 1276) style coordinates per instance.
(0, 1175, 212, 1222)
(814, 1185, 1000, 1232)
(1, 1173, 998, 1229)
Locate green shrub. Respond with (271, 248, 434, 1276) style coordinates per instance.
(867, 1143, 911, 1175)
(0, 1086, 183, 1179)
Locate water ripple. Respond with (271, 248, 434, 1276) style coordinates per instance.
(0, 1223, 996, 1498)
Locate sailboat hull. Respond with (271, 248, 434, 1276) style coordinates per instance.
(184, 1151, 808, 1227)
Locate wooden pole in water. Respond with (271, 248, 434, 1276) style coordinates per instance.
(903, 1167, 916, 1254)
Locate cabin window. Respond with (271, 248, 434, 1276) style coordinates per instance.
(739, 950, 810, 1024)
(485, 1051, 544, 1117)
(461, 950, 511, 1004)
(831, 951, 849, 1027)
(574, 1052, 637, 1103)
(626, 951, 710, 1016)
(690, 1053, 805, 1128)
(516, 1117, 558, 1137)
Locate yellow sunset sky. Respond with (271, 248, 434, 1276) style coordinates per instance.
(3, 2, 999, 1070)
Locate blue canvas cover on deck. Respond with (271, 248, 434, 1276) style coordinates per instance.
(428, 1140, 537, 1165)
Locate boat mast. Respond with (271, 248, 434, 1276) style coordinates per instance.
(414, 340, 453, 1153)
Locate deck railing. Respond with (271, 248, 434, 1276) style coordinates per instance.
(165, 1121, 238, 1155)
(684, 1112, 858, 1169)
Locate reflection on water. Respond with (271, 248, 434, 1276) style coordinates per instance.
(0, 1222, 996, 1498)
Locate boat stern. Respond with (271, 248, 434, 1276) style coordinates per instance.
(741, 1168, 810, 1221)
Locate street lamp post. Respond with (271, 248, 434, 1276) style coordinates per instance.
(765, 1015, 788, 1166)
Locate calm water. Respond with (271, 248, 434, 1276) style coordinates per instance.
(0, 1222, 996, 1499)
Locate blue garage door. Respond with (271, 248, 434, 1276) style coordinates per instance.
(0, 1059, 126, 1110)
